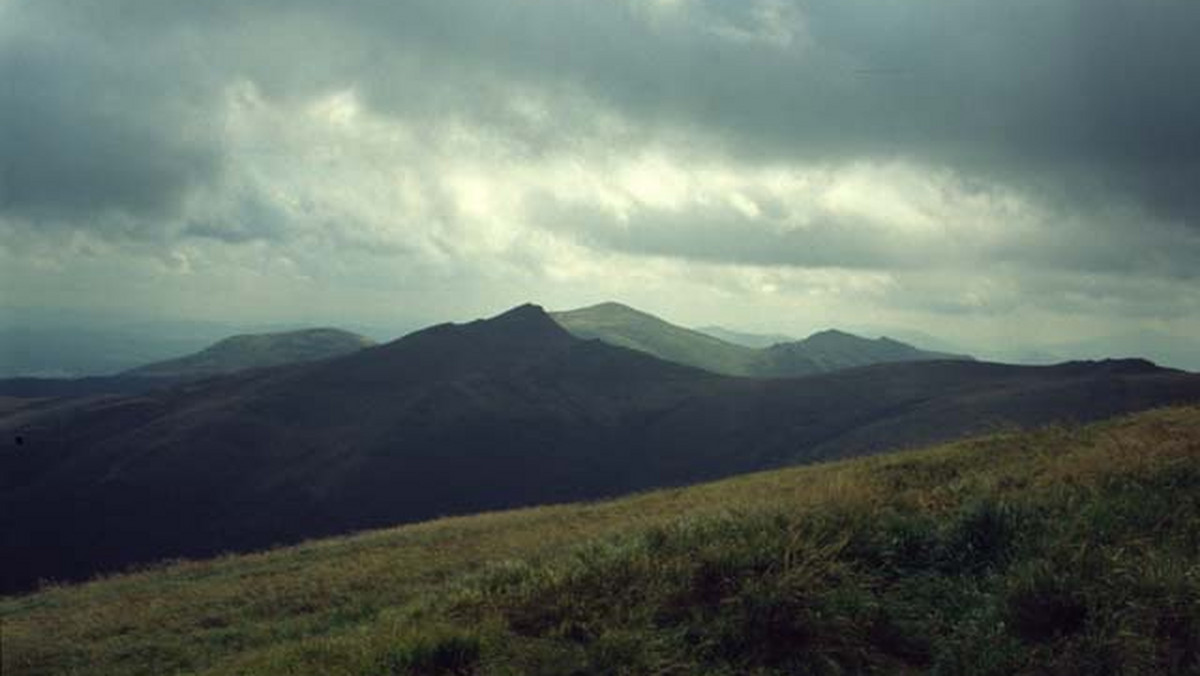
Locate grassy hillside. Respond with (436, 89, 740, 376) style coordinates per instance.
(694, 325, 795, 349)
(124, 328, 374, 378)
(552, 302, 762, 376)
(4, 406, 1198, 675)
(552, 302, 970, 378)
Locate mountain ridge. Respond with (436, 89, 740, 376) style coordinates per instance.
(553, 301, 972, 377)
(3, 303, 1198, 592)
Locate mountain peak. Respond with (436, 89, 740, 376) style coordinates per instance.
(476, 303, 566, 336)
(811, 328, 856, 337)
(407, 303, 574, 352)
(489, 302, 549, 321)
(559, 302, 649, 320)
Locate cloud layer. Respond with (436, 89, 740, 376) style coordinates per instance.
(2, 0, 1198, 350)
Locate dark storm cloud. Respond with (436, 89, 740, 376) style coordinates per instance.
(293, 0, 1200, 228)
(2, 0, 1198, 246)
(0, 4, 226, 224)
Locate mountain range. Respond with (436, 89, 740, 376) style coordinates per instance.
(552, 302, 972, 377)
(0, 302, 962, 401)
(4, 303, 1199, 592)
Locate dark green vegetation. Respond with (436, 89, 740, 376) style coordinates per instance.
(3, 406, 1198, 675)
(552, 302, 971, 377)
(124, 328, 375, 378)
(3, 304, 1200, 592)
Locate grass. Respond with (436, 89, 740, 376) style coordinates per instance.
(3, 406, 1199, 675)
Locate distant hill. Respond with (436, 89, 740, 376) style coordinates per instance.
(554, 302, 971, 376)
(3, 303, 1198, 592)
(759, 329, 972, 375)
(695, 325, 795, 348)
(991, 331, 1200, 373)
(552, 302, 761, 375)
(5, 406, 1199, 675)
(124, 328, 374, 377)
(0, 327, 373, 400)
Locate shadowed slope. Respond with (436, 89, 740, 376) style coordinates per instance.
(4, 407, 1198, 676)
(2, 305, 1198, 592)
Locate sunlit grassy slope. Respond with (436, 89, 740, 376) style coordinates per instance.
(4, 406, 1199, 675)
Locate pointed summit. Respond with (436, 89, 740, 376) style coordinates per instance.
(343, 303, 577, 383)
(460, 303, 574, 347)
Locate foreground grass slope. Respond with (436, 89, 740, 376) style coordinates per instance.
(4, 406, 1199, 675)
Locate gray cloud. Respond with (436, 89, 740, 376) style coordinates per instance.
(531, 186, 1200, 281)
(0, 4, 226, 224)
(4, 0, 1198, 227)
(2, 0, 1198, 352)
(534, 198, 928, 270)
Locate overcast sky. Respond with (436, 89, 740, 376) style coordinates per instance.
(2, 0, 1198, 354)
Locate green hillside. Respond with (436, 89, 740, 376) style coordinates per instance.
(4, 406, 1199, 675)
(552, 302, 762, 376)
(124, 328, 375, 378)
(552, 302, 970, 377)
(694, 325, 795, 349)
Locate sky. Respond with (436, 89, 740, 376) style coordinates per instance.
(2, 0, 1199, 358)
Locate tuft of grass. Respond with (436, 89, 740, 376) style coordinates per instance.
(3, 406, 1200, 675)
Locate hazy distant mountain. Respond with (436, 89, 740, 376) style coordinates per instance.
(844, 326, 977, 357)
(4, 303, 1198, 591)
(695, 325, 795, 348)
(554, 302, 971, 377)
(990, 331, 1200, 373)
(759, 329, 972, 376)
(124, 328, 375, 378)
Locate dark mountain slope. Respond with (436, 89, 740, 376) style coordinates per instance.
(0, 374, 184, 400)
(124, 327, 374, 378)
(3, 305, 1198, 592)
(7, 407, 1196, 676)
